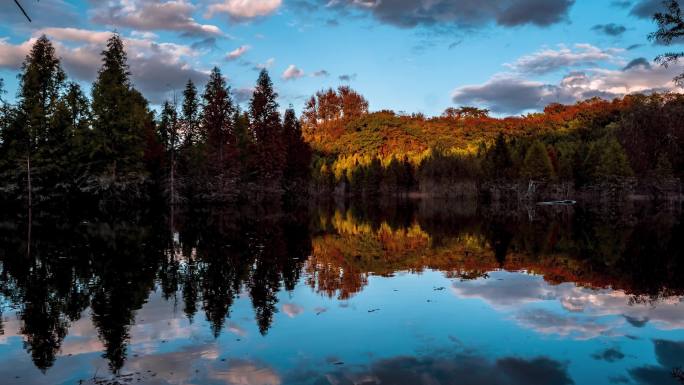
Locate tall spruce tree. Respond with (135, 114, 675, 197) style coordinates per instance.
(202, 67, 235, 164)
(250, 69, 284, 189)
(201, 67, 236, 199)
(14, 35, 66, 203)
(91, 33, 152, 197)
(181, 79, 200, 147)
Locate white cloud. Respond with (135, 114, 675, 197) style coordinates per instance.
(282, 64, 304, 80)
(452, 59, 683, 114)
(0, 28, 208, 103)
(505, 44, 622, 75)
(90, 0, 223, 37)
(227, 45, 251, 60)
(206, 0, 282, 21)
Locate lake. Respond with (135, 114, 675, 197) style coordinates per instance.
(0, 200, 683, 385)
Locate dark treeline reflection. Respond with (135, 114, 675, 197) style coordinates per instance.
(0, 200, 683, 374)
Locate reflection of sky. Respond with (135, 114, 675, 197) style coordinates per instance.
(1, 270, 683, 385)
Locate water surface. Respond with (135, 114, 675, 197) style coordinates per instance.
(0, 201, 683, 385)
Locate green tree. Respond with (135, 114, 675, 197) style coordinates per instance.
(180, 79, 200, 147)
(521, 140, 555, 181)
(201, 67, 237, 200)
(91, 34, 152, 197)
(12, 35, 66, 203)
(485, 132, 513, 180)
(202, 67, 235, 164)
(250, 70, 284, 189)
(595, 138, 634, 180)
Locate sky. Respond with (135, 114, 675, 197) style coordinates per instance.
(0, 0, 682, 116)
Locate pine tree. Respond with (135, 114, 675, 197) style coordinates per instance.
(250, 69, 284, 190)
(521, 140, 555, 181)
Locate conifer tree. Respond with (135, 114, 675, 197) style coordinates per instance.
(50, 82, 91, 193)
(201, 67, 236, 199)
(91, 34, 152, 196)
(181, 79, 200, 147)
(486, 133, 513, 180)
(596, 138, 634, 180)
(282, 108, 312, 192)
(14, 35, 66, 203)
(521, 140, 555, 181)
(250, 69, 284, 189)
(202, 67, 235, 164)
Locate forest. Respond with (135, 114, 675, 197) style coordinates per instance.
(0, 34, 312, 209)
(0, 34, 683, 208)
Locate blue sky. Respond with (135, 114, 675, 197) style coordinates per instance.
(0, 0, 682, 116)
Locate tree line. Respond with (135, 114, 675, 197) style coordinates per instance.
(0, 34, 312, 208)
(303, 89, 683, 200)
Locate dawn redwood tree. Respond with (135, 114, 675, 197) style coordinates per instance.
(250, 69, 284, 190)
(91, 33, 152, 197)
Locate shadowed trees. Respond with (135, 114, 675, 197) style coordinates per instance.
(0, 36, 312, 207)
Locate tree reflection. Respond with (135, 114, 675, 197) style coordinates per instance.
(0, 200, 682, 373)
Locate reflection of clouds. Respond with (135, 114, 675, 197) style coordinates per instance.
(296, 353, 573, 385)
(452, 271, 684, 336)
(228, 322, 247, 337)
(282, 304, 303, 318)
(516, 309, 615, 339)
(214, 359, 281, 385)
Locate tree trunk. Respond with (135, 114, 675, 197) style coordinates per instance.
(27, 153, 32, 208)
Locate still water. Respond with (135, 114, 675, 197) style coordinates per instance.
(0, 201, 682, 385)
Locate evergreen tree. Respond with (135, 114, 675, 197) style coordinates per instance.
(486, 133, 513, 180)
(178, 79, 205, 201)
(158, 100, 180, 203)
(363, 157, 382, 196)
(250, 69, 284, 189)
(202, 67, 235, 164)
(201, 67, 237, 199)
(180, 79, 200, 147)
(12, 35, 66, 203)
(50, 82, 91, 193)
(596, 138, 634, 180)
(521, 140, 555, 181)
(282, 108, 312, 193)
(91, 34, 152, 197)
